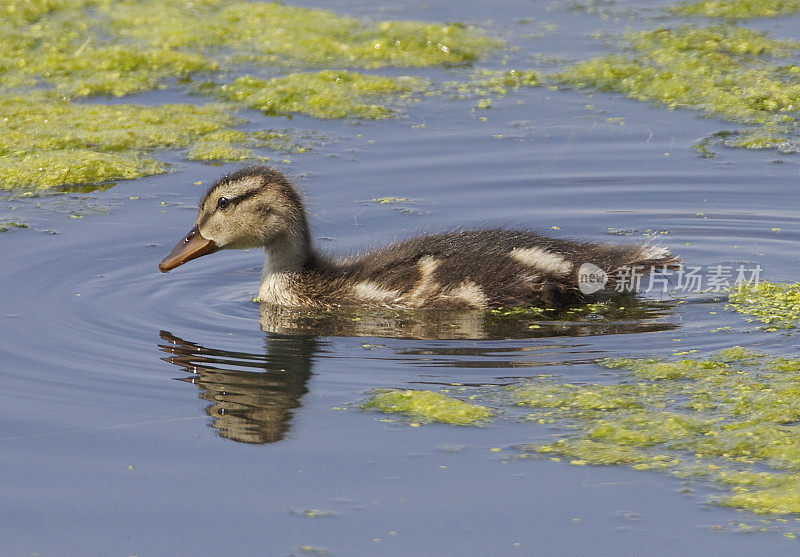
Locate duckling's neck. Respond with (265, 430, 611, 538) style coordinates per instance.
(259, 225, 321, 306)
(262, 227, 316, 274)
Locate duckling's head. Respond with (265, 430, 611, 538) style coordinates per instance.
(159, 166, 310, 273)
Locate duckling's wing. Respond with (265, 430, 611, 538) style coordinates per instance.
(341, 230, 677, 307)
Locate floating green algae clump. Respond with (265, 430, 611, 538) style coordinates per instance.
(444, 69, 541, 103)
(0, 0, 495, 97)
(728, 281, 800, 329)
(185, 129, 314, 161)
(556, 25, 800, 122)
(0, 0, 498, 191)
(0, 94, 244, 191)
(0, 0, 215, 97)
(512, 347, 800, 514)
(473, 69, 539, 93)
(673, 0, 800, 18)
(105, 0, 499, 69)
(205, 71, 427, 119)
(362, 389, 493, 425)
(0, 221, 30, 232)
(554, 24, 800, 152)
(457, 69, 539, 96)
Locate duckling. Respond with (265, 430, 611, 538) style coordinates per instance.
(159, 166, 678, 309)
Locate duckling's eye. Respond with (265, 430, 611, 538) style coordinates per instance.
(217, 197, 230, 210)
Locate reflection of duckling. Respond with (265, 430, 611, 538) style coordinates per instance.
(159, 331, 315, 444)
(160, 166, 677, 308)
(258, 301, 678, 340)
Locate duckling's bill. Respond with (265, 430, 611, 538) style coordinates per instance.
(159, 225, 219, 273)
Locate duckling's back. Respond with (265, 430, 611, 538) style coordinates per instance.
(318, 229, 676, 309)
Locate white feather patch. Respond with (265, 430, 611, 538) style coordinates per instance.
(447, 281, 489, 309)
(351, 281, 403, 304)
(258, 273, 302, 307)
(509, 247, 573, 276)
(638, 245, 671, 261)
(404, 255, 442, 307)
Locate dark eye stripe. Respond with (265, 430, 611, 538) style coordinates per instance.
(222, 189, 260, 208)
(197, 188, 262, 229)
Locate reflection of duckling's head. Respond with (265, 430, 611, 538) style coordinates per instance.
(159, 166, 311, 272)
(159, 330, 316, 444)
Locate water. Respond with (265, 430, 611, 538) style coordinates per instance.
(3, 0, 800, 554)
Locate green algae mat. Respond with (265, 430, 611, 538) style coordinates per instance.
(673, 0, 800, 18)
(553, 24, 800, 154)
(363, 345, 800, 517)
(0, 0, 497, 192)
(363, 389, 493, 426)
(363, 281, 800, 519)
(729, 282, 800, 330)
(6, 0, 800, 192)
(515, 347, 800, 516)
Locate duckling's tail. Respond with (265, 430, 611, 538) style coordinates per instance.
(584, 243, 680, 298)
(633, 245, 681, 269)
